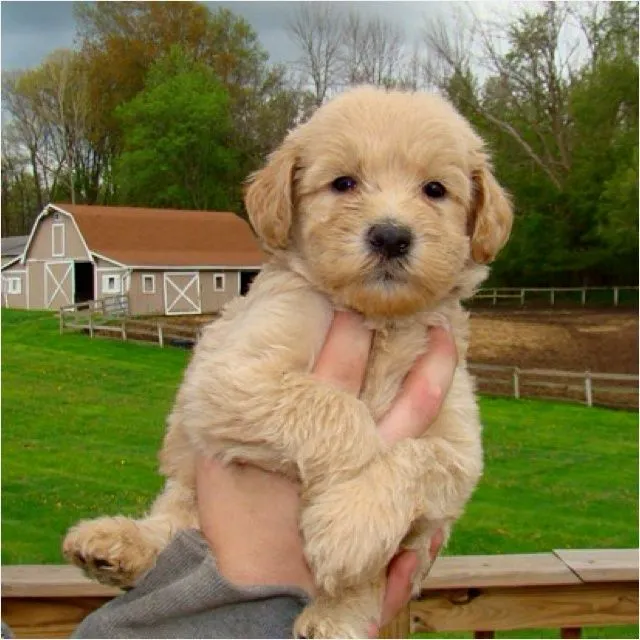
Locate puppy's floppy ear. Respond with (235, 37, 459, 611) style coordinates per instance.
(468, 161, 513, 264)
(244, 138, 298, 251)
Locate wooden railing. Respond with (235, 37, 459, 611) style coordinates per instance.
(472, 286, 638, 307)
(470, 363, 638, 410)
(2, 550, 637, 639)
(59, 294, 129, 335)
(60, 313, 201, 348)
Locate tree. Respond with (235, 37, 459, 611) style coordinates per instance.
(288, 4, 416, 100)
(1, 131, 41, 236)
(74, 2, 299, 198)
(421, 1, 639, 286)
(340, 12, 406, 87)
(114, 48, 241, 211)
(288, 3, 345, 106)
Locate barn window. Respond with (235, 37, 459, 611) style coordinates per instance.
(5, 277, 21, 294)
(142, 274, 156, 294)
(213, 273, 225, 292)
(102, 274, 121, 294)
(52, 223, 65, 257)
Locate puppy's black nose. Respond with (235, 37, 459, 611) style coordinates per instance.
(367, 223, 413, 259)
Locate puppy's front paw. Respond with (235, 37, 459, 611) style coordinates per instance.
(301, 480, 409, 595)
(63, 516, 158, 588)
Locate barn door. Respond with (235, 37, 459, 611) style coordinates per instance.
(44, 261, 73, 309)
(164, 272, 201, 315)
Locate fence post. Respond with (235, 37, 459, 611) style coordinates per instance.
(158, 323, 164, 348)
(581, 288, 586, 306)
(89, 314, 94, 339)
(492, 289, 497, 306)
(584, 371, 593, 407)
(550, 289, 555, 306)
(513, 367, 520, 399)
(379, 605, 410, 639)
(59, 311, 64, 335)
(520, 289, 525, 306)
(613, 287, 619, 307)
(121, 318, 127, 342)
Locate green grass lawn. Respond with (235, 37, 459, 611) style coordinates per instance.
(2, 309, 638, 638)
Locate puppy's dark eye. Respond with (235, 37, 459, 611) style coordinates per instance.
(331, 176, 357, 193)
(423, 181, 447, 199)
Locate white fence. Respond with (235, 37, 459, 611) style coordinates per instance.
(470, 363, 638, 409)
(472, 286, 638, 307)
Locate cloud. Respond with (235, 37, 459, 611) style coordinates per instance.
(0, 1, 516, 73)
(1, 1, 77, 71)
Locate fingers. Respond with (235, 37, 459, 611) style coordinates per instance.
(377, 325, 457, 445)
(312, 310, 373, 395)
(369, 529, 444, 638)
(429, 528, 445, 559)
(367, 550, 418, 637)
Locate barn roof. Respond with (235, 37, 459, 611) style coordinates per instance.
(2, 235, 29, 257)
(52, 204, 266, 268)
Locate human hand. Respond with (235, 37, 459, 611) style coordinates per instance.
(196, 310, 456, 600)
(368, 530, 444, 638)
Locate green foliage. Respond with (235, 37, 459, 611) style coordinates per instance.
(438, 2, 639, 287)
(114, 47, 241, 210)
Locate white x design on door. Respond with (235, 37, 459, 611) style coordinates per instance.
(44, 261, 73, 309)
(164, 272, 201, 315)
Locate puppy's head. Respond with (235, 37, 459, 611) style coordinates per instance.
(245, 86, 512, 317)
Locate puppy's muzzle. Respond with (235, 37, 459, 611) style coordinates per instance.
(366, 223, 413, 260)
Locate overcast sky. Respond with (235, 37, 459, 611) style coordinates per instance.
(0, 1, 514, 72)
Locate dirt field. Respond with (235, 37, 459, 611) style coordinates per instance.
(469, 309, 638, 374)
(146, 308, 638, 374)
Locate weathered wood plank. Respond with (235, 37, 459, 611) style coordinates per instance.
(554, 549, 640, 583)
(2, 597, 113, 639)
(410, 582, 638, 633)
(1, 565, 120, 598)
(422, 553, 581, 590)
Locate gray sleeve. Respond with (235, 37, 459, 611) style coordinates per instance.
(72, 529, 310, 639)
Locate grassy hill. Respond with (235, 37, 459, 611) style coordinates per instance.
(2, 309, 637, 638)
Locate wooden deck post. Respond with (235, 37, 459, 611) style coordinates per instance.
(379, 603, 410, 638)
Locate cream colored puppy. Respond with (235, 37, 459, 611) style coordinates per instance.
(63, 86, 512, 638)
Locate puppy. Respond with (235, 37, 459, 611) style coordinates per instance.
(63, 86, 512, 638)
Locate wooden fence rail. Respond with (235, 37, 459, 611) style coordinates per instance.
(2, 549, 637, 639)
(60, 314, 637, 410)
(469, 363, 638, 409)
(472, 286, 638, 307)
(60, 313, 201, 348)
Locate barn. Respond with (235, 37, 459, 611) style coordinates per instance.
(1, 203, 265, 315)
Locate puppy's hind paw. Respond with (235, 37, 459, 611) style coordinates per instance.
(63, 516, 159, 588)
(294, 602, 366, 640)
